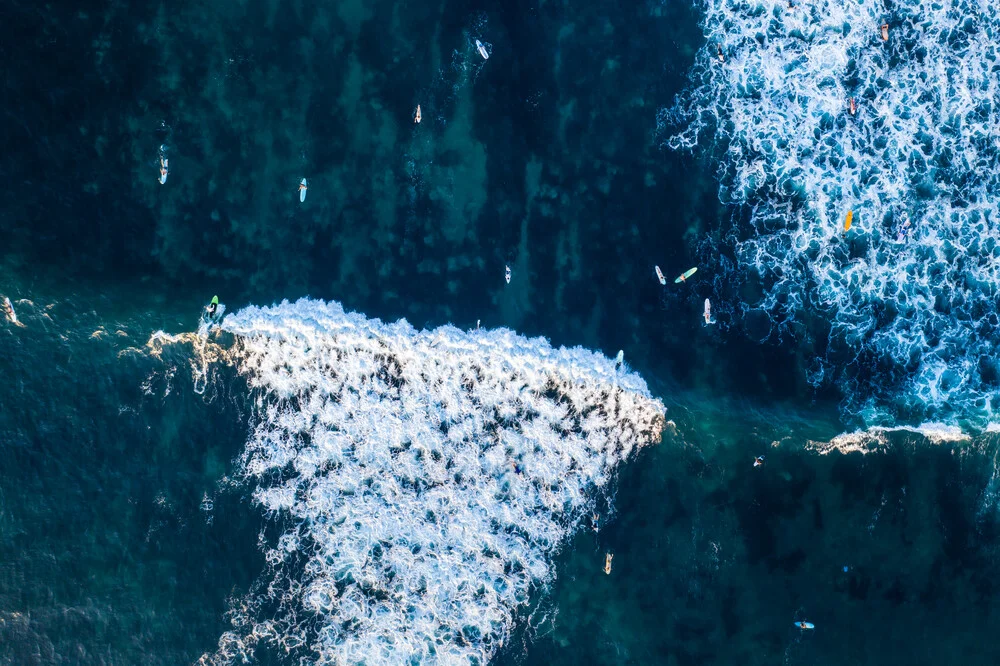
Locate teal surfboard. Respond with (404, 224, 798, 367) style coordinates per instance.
(674, 267, 698, 283)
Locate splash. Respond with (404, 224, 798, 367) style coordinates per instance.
(201, 298, 664, 665)
(665, 0, 1000, 425)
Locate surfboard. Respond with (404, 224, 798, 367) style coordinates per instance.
(795, 621, 815, 630)
(476, 39, 489, 60)
(300, 178, 308, 203)
(211, 295, 219, 306)
(654, 265, 666, 285)
(844, 210, 853, 233)
(675, 267, 698, 283)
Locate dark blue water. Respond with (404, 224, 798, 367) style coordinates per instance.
(2, 0, 999, 664)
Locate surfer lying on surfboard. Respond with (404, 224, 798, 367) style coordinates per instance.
(299, 179, 308, 203)
(675, 267, 697, 283)
(703, 299, 715, 325)
(795, 621, 815, 630)
(476, 39, 489, 60)
(207, 295, 219, 318)
(654, 266, 666, 285)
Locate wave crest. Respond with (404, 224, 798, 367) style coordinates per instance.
(202, 298, 664, 664)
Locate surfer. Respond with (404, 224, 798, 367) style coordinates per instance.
(604, 552, 613, 575)
(753, 456, 765, 468)
(414, 105, 422, 124)
(159, 155, 169, 185)
(654, 265, 666, 285)
(591, 513, 600, 533)
(703, 299, 715, 325)
(897, 214, 911, 242)
(615, 350, 624, 369)
(880, 23, 889, 41)
(2, 297, 16, 324)
(505, 265, 511, 284)
(299, 178, 308, 203)
(717, 45, 725, 63)
(848, 97, 857, 116)
(476, 39, 489, 60)
(796, 621, 815, 630)
(675, 267, 698, 284)
(207, 295, 219, 318)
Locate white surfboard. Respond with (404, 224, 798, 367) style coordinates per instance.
(299, 178, 307, 203)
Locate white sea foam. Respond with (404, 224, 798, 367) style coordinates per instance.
(201, 298, 665, 665)
(665, 0, 1000, 424)
(809, 422, 969, 454)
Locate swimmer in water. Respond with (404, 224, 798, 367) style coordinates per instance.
(414, 104, 422, 124)
(754, 456, 765, 468)
(848, 97, 857, 116)
(880, 23, 889, 41)
(604, 552, 613, 575)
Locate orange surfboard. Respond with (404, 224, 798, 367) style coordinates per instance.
(844, 210, 853, 234)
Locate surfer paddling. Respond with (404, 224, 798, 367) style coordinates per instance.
(703, 299, 715, 325)
(848, 97, 857, 116)
(414, 104, 422, 124)
(795, 621, 815, 630)
(505, 265, 511, 284)
(880, 23, 889, 41)
(604, 552, 613, 575)
(207, 295, 219, 318)
(717, 45, 725, 63)
(476, 39, 489, 60)
(753, 456, 765, 468)
(299, 178, 308, 203)
(654, 265, 666, 285)
(675, 267, 698, 284)
(2, 297, 18, 325)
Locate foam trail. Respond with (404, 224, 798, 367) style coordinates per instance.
(201, 298, 665, 665)
(665, 0, 1000, 425)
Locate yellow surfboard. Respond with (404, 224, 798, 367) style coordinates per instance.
(843, 210, 853, 234)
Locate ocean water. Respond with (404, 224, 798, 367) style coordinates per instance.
(3, 0, 1000, 664)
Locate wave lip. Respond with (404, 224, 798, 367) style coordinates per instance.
(206, 298, 665, 664)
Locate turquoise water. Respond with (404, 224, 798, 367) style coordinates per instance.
(3, 0, 1000, 663)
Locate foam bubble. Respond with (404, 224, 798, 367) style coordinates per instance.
(200, 298, 665, 665)
(665, 0, 1000, 425)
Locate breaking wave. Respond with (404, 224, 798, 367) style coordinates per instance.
(200, 298, 665, 664)
(664, 0, 1000, 426)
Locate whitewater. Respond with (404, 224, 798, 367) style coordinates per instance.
(664, 0, 1000, 426)
(193, 299, 665, 665)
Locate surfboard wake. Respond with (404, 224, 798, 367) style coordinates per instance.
(200, 298, 665, 664)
